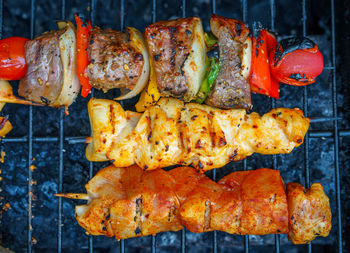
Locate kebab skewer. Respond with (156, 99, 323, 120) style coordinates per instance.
(86, 97, 309, 171)
(57, 166, 331, 244)
(0, 15, 323, 110)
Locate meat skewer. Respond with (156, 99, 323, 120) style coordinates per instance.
(0, 15, 323, 111)
(86, 97, 309, 171)
(56, 166, 331, 244)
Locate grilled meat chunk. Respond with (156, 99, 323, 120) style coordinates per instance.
(287, 182, 332, 244)
(205, 15, 252, 109)
(19, 30, 63, 105)
(18, 22, 80, 107)
(145, 17, 206, 101)
(88, 27, 145, 92)
(61, 166, 330, 244)
(86, 97, 309, 171)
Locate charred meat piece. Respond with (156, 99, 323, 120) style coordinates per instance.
(19, 21, 80, 107)
(88, 27, 145, 92)
(205, 15, 252, 110)
(145, 17, 206, 101)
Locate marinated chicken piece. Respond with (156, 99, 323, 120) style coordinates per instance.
(75, 165, 183, 239)
(287, 182, 332, 244)
(145, 17, 206, 101)
(86, 97, 309, 171)
(205, 15, 252, 109)
(19, 22, 80, 108)
(88, 27, 145, 92)
(179, 168, 288, 235)
(59, 166, 330, 244)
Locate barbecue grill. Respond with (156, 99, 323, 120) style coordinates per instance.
(0, 0, 348, 252)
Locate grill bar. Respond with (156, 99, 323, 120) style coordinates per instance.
(269, 0, 280, 251)
(302, 0, 311, 186)
(119, 0, 126, 251)
(210, 0, 218, 252)
(151, 0, 157, 251)
(57, 1, 66, 251)
(27, 0, 35, 252)
(301, 1, 312, 251)
(181, 1, 186, 252)
(211, 0, 216, 15)
(88, 0, 96, 252)
(330, 1, 343, 252)
(120, 0, 125, 30)
(241, 1, 250, 252)
(58, 104, 64, 251)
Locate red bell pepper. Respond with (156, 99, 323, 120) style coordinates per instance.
(0, 37, 29, 80)
(75, 14, 92, 97)
(249, 30, 279, 99)
(269, 37, 324, 86)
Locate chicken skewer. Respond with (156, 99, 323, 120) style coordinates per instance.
(86, 97, 309, 171)
(56, 166, 331, 244)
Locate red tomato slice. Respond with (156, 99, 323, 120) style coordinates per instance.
(270, 38, 324, 86)
(0, 37, 29, 80)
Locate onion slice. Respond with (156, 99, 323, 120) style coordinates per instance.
(114, 27, 150, 100)
(51, 21, 80, 109)
(241, 36, 252, 79)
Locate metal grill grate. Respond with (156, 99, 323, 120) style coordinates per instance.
(0, 0, 344, 252)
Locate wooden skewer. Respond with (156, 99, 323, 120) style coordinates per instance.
(0, 97, 44, 106)
(0, 80, 44, 106)
(55, 193, 89, 200)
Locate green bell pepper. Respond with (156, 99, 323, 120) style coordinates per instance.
(195, 57, 220, 104)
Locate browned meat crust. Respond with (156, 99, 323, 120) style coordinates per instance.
(145, 17, 204, 100)
(88, 27, 144, 92)
(205, 14, 252, 110)
(18, 30, 64, 105)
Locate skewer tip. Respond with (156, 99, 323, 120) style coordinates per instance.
(55, 193, 89, 200)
